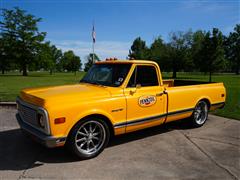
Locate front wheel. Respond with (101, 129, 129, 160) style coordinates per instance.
(190, 101, 209, 127)
(67, 117, 110, 159)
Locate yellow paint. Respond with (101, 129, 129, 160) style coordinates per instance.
(19, 60, 226, 144)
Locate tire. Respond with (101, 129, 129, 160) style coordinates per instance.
(190, 100, 209, 128)
(67, 117, 110, 159)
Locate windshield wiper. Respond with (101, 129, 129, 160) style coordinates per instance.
(90, 81, 105, 86)
(80, 79, 90, 83)
(80, 79, 105, 86)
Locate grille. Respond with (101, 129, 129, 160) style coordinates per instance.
(18, 102, 39, 127)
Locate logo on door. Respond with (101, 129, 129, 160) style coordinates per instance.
(138, 95, 156, 107)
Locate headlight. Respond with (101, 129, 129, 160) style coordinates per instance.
(37, 113, 45, 128)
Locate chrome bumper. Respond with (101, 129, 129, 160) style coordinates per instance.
(16, 113, 66, 148)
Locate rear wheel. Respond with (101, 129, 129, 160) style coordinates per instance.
(190, 101, 209, 127)
(67, 117, 110, 159)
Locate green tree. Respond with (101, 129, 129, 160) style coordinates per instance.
(0, 33, 18, 74)
(61, 50, 82, 75)
(191, 30, 206, 72)
(37, 42, 62, 74)
(198, 28, 225, 82)
(49, 45, 62, 74)
(36, 42, 52, 71)
(129, 37, 149, 59)
(0, 36, 8, 74)
(149, 36, 170, 71)
(226, 24, 240, 75)
(150, 37, 164, 62)
(84, 53, 100, 72)
(0, 7, 46, 76)
(181, 30, 194, 72)
(167, 31, 190, 78)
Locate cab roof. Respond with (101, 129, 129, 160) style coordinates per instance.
(95, 60, 158, 65)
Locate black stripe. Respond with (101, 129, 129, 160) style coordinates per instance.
(114, 107, 194, 128)
(114, 102, 225, 129)
(125, 113, 167, 126)
(211, 102, 225, 106)
(167, 108, 194, 116)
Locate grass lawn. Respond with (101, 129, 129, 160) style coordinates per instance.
(0, 71, 239, 120)
(0, 71, 85, 102)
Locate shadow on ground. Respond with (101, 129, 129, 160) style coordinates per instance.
(0, 120, 192, 171)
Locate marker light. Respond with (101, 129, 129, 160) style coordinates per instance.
(54, 117, 66, 124)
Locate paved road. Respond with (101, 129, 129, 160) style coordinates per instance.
(0, 107, 239, 180)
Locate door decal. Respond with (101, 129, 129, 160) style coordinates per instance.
(138, 95, 156, 107)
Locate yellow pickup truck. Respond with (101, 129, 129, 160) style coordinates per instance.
(16, 60, 226, 159)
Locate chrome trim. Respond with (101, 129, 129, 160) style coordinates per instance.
(75, 120, 106, 155)
(16, 97, 51, 135)
(16, 113, 65, 147)
(111, 108, 123, 112)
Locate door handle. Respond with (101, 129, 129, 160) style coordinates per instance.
(156, 91, 166, 96)
(130, 89, 136, 95)
(156, 90, 167, 96)
(156, 92, 164, 96)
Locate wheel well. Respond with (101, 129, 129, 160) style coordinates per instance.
(200, 98, 211, 109)
(80, 114, 115, 137)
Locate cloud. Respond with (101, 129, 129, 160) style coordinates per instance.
(51, 40, 131, 63)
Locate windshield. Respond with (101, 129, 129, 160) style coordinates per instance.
(80, 63, 132, 87)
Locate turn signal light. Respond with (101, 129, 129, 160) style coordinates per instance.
(54, 117, 66, 124)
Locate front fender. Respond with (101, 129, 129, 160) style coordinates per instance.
(64, 109, 115, 137)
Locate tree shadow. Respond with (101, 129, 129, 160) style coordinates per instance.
(0, 74, 50, 78)
(0, 74, 22, 77)
(174, 76, 205, 80)
(0, 119, 192, 171)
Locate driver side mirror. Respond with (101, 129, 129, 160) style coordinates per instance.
(136, 84, 141, 89)
(130, 84, 141, 95)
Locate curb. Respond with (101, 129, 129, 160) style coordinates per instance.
(0, 102, 17, 108)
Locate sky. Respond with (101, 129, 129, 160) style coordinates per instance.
(1, 0, 239, 63)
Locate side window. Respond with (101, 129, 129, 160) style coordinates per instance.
(127, 65, 159, 87)
(136, 66, 159, 86)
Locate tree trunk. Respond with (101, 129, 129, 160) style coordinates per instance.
(236, 61, 240, 75)
(172, 61, 177, 78)
(50, 69, 53, 75)
(172, 71, 176, 78)
(22, 64, 28, 76)
(74, 71, 76, 76)
(236, 70, 239, 75)
(1, 69, 4, 75)
(209, 71, 212, 82)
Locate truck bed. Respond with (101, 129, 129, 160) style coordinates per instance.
(163, 79, 212, 87)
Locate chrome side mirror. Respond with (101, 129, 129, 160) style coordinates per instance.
(136, 84, 141, 89)
(130, 84, 141, 95)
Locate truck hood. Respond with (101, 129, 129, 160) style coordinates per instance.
(20, 83, 111, 107)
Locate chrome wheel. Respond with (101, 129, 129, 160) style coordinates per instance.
(74, 120, 106, 155)
(193, 101, 208, 125)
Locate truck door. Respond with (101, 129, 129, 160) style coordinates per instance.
(124, 65, 166, 133)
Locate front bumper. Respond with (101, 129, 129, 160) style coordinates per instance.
(16, 113, 66, 148)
